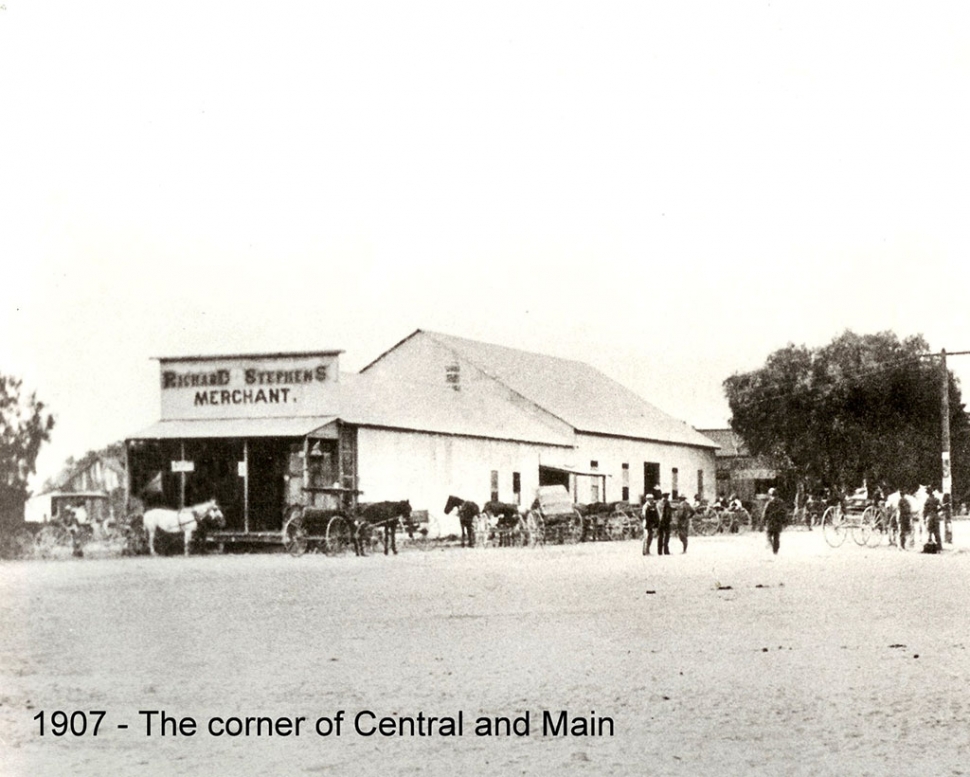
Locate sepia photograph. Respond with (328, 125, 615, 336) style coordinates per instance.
(2, 2, 969, 774)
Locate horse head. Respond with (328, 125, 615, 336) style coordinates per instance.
(202, 500, 226, 529)
(444, 495, 462, 515)
(400, 500, 412, 520)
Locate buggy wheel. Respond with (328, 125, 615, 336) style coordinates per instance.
(282, 508, 308, 557)
(325, 515, 356, 556)
(821, 506, 846, 548)
(851, 513, 871, 546)
(863, 506, 887, 547)
(694, 507, 720, 536)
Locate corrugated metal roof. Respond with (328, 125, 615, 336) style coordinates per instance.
(128, 416, 338, 440)
(417, 331, 718, 449)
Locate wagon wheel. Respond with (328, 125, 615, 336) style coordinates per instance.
(626, 511, 642, 540)
(282, 507, 308, 557)
(605, 512, 627, 541)
(821, 506, 846, 548)
(563, 510, 584, 544)
(694, 507, 720, 536)
(325, 514, 356, 556)
(862, 506, 887, 547)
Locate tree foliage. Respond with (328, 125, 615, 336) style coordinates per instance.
(0, 374, 55, 529)
(723, 331, 969, 494)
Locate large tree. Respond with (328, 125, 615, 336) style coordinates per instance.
(0, 374, 55, 532)
(723, 331, 969, 496)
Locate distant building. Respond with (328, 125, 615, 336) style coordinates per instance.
(25, 455, 126, 524)
(697, 428, 780, 502)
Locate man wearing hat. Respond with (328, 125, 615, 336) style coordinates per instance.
(763, 488, 787, 554)
(641, 494, 659, 555)
(657, 492, 673, 555)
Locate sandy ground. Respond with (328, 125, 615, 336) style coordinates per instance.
(2, 524, 970, 777)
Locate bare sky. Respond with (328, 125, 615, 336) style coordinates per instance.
(2, 1, 970, 486)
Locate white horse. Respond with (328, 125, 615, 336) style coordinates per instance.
(884, 486, 942, 548)
(142, 499, 225, 556)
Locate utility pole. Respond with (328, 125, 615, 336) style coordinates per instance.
(941, 349, 953, 542)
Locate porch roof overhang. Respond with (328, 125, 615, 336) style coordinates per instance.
(539, 464, 611, 478)
(127, 416, 339, 440)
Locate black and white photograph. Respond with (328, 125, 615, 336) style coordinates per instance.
(2, 2, 970, 774)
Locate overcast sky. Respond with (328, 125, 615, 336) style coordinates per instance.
(2, 1, 970, 486)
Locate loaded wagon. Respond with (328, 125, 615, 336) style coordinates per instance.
(527, 485, 584, 545)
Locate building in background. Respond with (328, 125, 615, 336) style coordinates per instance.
(25, 453, 126, 524)
(697, 427, 781, 503)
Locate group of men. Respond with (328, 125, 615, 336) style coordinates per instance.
(638, 487, 790, 556)
(640, 491, 695, 555)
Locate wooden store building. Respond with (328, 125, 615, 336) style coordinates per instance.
(126, 330, 717, 539)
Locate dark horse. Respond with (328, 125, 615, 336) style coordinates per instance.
(357, 500, 412, 556)
(444, 495, 481, 548)
(482, 500, 522, 546)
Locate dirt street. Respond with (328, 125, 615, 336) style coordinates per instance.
(2, 525, 969, 776)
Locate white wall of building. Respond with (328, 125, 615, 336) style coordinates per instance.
(357, 427, 559, 535)
(566, 434, 717, 505)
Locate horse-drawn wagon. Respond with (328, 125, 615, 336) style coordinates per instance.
(527, 485, 584, 545)
(820, 487, 882, 548)
(281, 487, 427, 557)
(574, 501, 641, 541)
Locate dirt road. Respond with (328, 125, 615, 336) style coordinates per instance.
(2, 526, 969, 776)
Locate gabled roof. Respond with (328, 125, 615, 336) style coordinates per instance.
(339, 373, 572, 447)
(365, 330, 717, 449)
(49, 455, 126, 491)
(696, 428, 750, 457)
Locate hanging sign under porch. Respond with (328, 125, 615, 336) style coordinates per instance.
(171, 460, 195, 473)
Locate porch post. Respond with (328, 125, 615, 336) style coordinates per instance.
(243, 439, 250, 534)
(179, 440, 186, 509)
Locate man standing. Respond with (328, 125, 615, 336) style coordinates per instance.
(897, 487, 913, 550)
(675, 497, 695, 554)
(641, 495, 659, 556)
(763, 488, 787, 555)
(923, 488, 943, 550)
(657, 492, 672, 556)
